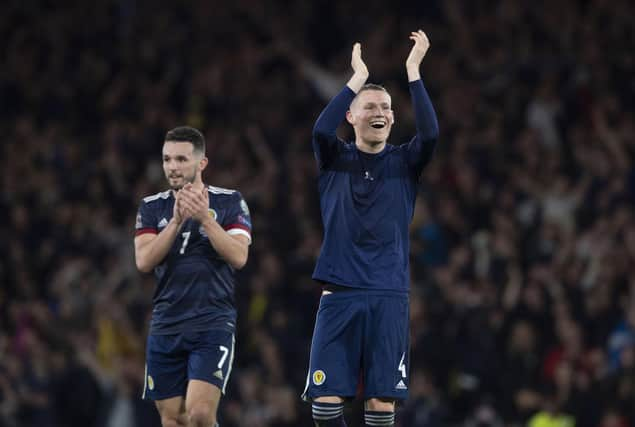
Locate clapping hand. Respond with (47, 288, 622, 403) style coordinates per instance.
(179, 184, 211, 224)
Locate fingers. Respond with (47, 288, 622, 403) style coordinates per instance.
(351, 42, 363, 63)
(178, 193, 196, 214)
(175, 193, 194, 219)
(409, 30, 428, 44)
(179, 185, 209, 220)
(350, 41, 369, 79)
(405, 29, 429, 77)
(180, 190, 203, 209)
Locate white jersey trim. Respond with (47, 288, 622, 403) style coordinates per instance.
(143, 190, 171, 203)
(227, 228, 252, 244)
(222, 334, 236, 394)
(207, 185, 236, 195)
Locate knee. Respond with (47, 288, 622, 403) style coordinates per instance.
(365, 397, 394, 412)
(188, 405, 216, 427)
(160, 417, 180, 427)
(314, 396, 344, 404)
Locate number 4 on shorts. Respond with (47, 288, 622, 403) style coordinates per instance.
(398, 353, 406, 378)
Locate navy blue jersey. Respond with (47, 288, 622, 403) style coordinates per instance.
(312, 80, 438, 292)
(135, 185, 252, 335)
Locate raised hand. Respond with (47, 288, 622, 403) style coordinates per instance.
(351, 42, 369, 78)
(406, 30, 430, 81)
(172, 190, 188, 225)
(346, 42, 369, 93)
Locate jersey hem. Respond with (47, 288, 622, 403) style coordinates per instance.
(148, 324, 235, 336)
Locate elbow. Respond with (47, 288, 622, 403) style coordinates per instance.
(135, 257, 153, 273)
(312, 124, 331, 140)
(230, 253, 249, 270)
(432, 124, 440, 140)
(421, 125, 439, 143)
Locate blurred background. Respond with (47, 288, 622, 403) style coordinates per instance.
(1, 0, 634, 426)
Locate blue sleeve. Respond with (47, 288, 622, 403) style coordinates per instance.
(135, 200, 158, 236)
(222, 192, 252, 243)
(312, 86, 357, 169)
(405, 79, 439, 175)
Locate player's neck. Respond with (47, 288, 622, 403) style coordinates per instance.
(356, 139, 386, 154)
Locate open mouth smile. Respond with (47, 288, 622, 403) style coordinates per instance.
(370, 120, 386, 129)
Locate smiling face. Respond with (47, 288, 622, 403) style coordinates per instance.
(347, 88, 394, 149)
(162, 141, 207, 190)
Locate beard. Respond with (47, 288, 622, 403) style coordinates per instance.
(166, 168, 197, 190)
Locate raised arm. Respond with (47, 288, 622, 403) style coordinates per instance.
(405, 30, 439, 172)
(312, 43, 369, 168)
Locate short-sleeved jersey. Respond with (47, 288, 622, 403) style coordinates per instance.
(312, 81, 438, 293)
(135, 185, 252, 335)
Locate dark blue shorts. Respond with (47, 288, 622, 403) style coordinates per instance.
(143, 329, 235, 401)
(302, 288, 410, 401)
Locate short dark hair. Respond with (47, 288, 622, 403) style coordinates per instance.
(357, 83, 389, 96)
(164, 126, 206, 155)
(351, 84, 391, 108)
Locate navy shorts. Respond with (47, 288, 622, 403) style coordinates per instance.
(143, 329, 235, 401)
(302, 288, 410, 401)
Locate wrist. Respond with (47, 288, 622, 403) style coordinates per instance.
(406, 66, 421, 82)
(170, 217, 182, 229)
(347, 73, 369, 93)
(199, 213, 215, 227)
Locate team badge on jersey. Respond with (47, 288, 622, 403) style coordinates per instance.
(200, 209, 218, 237)
(312, 370, 326, 385)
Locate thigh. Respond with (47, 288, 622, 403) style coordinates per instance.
(302, 291, 365, 401)
(187, 329, 235, 394)
(363, 293, 410, 400)
(144, 334, 188, 401)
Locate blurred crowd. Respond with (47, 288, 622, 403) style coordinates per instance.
(1, 0, 634, 426)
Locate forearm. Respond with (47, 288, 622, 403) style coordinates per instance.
(200, 218, 248, 269)
(409, 79, 439, 141)
(313, 85, 357, 136)
(135, 219, 181, 272)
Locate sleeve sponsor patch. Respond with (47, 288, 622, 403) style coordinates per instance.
(135, 212, 143, 229)
(237, 214, 251, 228)
(240, 199, 250, 216)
